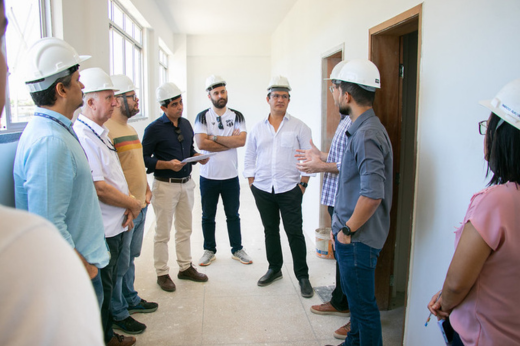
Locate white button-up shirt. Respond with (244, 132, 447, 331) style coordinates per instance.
(74, 114, 129, 238)
(243, 113, 314, 194)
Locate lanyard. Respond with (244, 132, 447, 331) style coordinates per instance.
(34, 113, 79, 142)
(34, 112, 88, 159)
(77, 118, 117, 152)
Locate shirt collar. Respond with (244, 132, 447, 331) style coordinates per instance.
(160, 113, 182, 126)
(35, 107, 73, 127)
(346, 108, 376, 137)
(263, 112, 292, 123)
(78, 114, 108, 137)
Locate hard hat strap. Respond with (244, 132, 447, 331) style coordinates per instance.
(122, 94, 132, 118)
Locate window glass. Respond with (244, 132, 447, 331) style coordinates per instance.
(1, 0, 45, 131)
(108, 0, 144, 118)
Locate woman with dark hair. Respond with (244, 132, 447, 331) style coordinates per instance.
(427, 79, 520, 345)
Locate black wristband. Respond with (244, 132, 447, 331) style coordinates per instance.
(299, 182, 308, 188)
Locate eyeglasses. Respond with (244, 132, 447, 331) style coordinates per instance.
(120, 93, 137, 101)
(329, 85, 335, 94)
(478, 120, 487, 135)
(216, 116, 224, 130)
(174, 127, 184, 142)
(479, 118, 505, 135)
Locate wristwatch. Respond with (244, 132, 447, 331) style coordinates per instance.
(299, 182, 308, 188)
(341, 224, 353, 236)
(212, 135, 218, 142)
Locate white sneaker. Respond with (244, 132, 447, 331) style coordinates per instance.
(232, 249, 253, 264)
(199, 250, 216, 266)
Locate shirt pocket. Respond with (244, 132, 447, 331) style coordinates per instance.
(280, 132, 295, 148)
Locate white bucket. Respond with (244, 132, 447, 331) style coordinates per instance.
(315, 228, 334, 259)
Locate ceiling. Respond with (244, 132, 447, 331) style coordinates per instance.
(153, 0, 298, 35)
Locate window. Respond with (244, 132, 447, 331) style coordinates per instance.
(1, 0, 48, 132)
(159, 47, 168, 85)
(108, 0, 144, 117)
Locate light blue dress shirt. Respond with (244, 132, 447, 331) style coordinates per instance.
(13, 107, 109, 268)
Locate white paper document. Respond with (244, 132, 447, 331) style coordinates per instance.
(181, 153, 216, 163)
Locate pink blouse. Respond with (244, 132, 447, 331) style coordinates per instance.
(451, 182, 520, 345)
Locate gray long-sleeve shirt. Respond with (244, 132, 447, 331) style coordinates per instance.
(332, 108, 393, 250)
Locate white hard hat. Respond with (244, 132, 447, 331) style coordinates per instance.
(205, 75, 226, 91)
(267, 75, 291, 92)
(156, 82, 183, 103)
(81, 68, 119, 94)
(324, 60, 348, 81)
(111, 74, 137, 95)
(336, 59, 381, 91)
(480, 78, 520, 131)
(24, 37, 91, 93)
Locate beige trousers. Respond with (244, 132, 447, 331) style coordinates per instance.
(151, 178, 195, 275)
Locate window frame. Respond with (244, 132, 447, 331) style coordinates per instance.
(159, 47, 168, 85)
(1, 0, 49, 133)
(108, 0, 146, 120)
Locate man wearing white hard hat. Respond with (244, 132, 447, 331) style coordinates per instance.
(194, 75, 252, 267)
(142, 82, 209, 293)
(296, 61, 352, 340)
(74, 67, 140, 346)
(105, 75, 158, 335)
(243, 75, 315, 298)
(13, 37, 109, 311)
(328, 59, 393, 346)
(8, 24, 104, 346)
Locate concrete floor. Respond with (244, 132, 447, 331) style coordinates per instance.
(129, 175, 404, 345)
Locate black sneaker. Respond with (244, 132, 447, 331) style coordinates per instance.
(128, 298, 159, 315)
(113, 316, 146, 334)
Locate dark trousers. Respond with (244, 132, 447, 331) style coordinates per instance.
(101, 233, 123, 343)
(251, 185, 309, 279)
(200, 176, 243, 254)
(328, 206, 349, 311)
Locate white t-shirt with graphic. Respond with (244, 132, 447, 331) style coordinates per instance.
(194, 107, 247, 180)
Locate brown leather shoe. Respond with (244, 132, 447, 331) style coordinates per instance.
(177, 264, 208, 282)
(107, 333, 136, 346)
(333, 321, 351, 340)
(157, 274, 176, 292)
(310, 301, 350, 317)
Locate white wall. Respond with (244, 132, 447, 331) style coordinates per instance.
(186, 34, 271, 176)
(50, 0, 179, 138)
(270, 0, 520, 344)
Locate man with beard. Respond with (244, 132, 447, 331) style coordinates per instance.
(105, 75, 158, 335)
(296, 61, 352, 340)
(194, 75, 252, 266)
(74, 68, 142, 346)
(327, 60, 392, 346)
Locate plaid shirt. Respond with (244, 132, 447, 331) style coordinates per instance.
(321, 115, 351, 207)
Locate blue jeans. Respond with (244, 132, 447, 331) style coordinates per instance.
(111, 206, 148, 321)
(91, 270, 104, 308)
(335, 239, 382, 346)
(200, 176, 242, 254)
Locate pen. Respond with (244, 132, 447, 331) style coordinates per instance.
(425, 291, 442, 327)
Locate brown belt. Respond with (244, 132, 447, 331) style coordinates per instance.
(155, 175, 191, 184)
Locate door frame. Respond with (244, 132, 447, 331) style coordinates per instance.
(319, 44, 344, 227)
(368, 0, 422, 320)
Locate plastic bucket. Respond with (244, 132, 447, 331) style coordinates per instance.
(315, 227, 334, 259)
